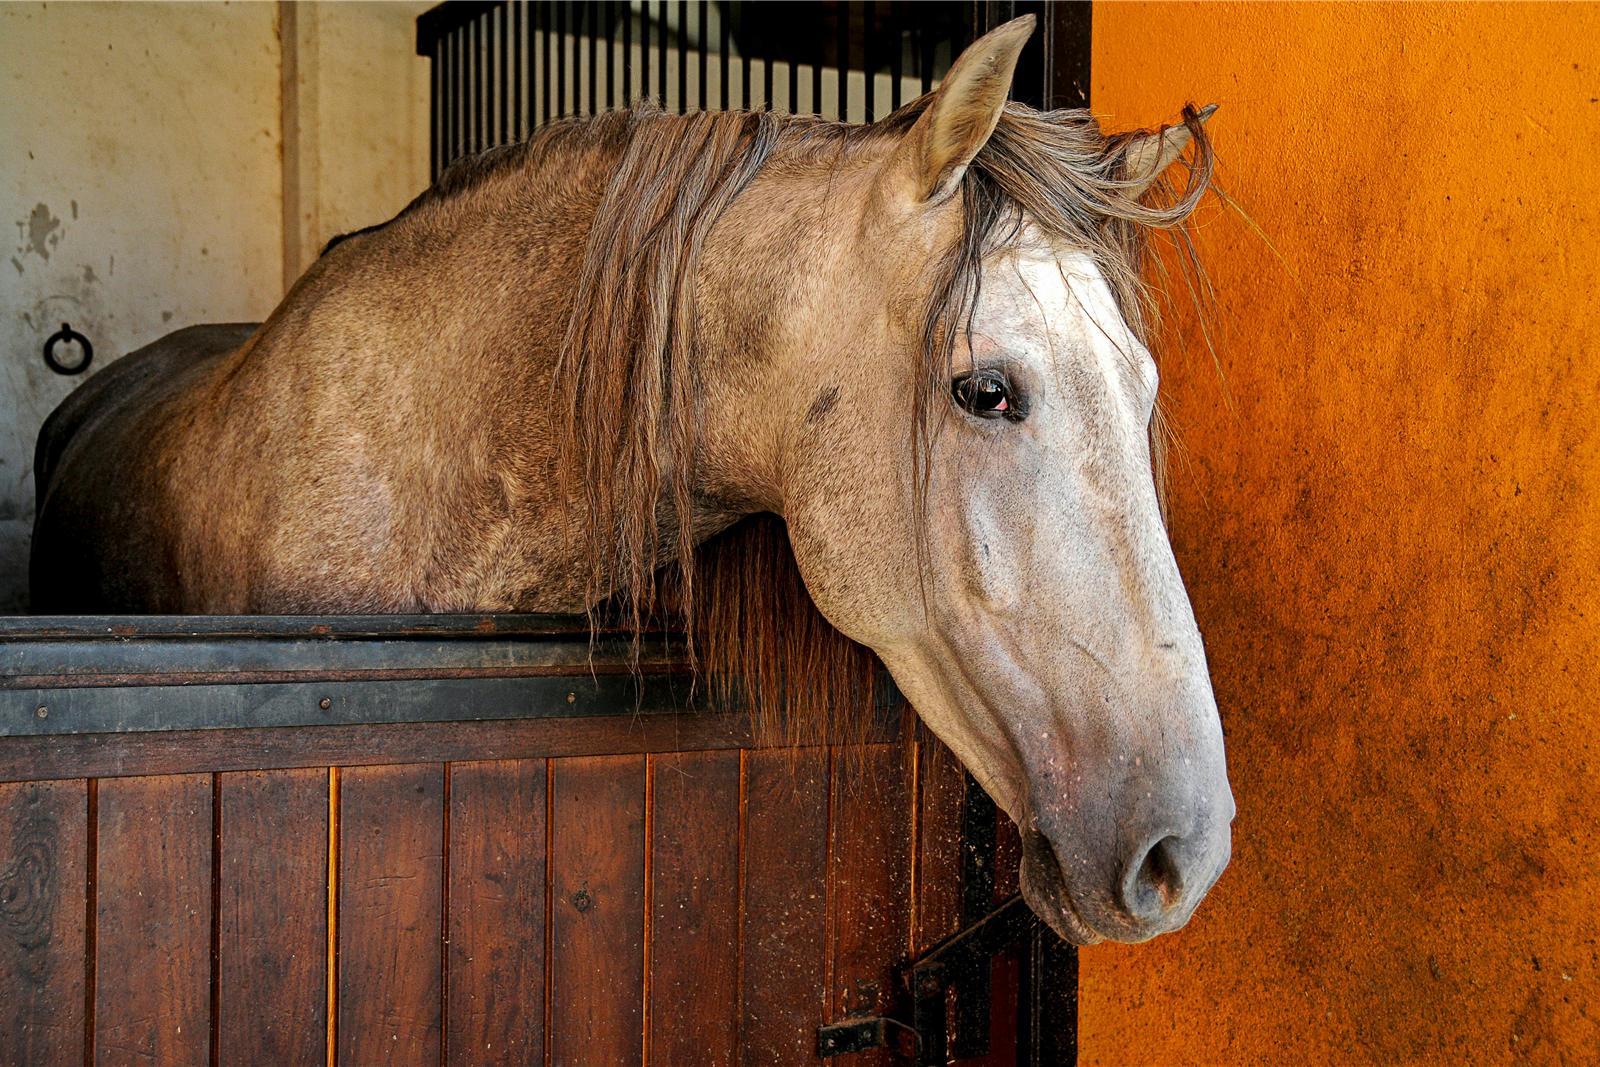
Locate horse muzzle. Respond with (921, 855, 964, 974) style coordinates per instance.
(1019, 771, 1235, 945)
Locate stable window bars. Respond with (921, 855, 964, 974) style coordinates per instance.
(416, 1, 1090, 180)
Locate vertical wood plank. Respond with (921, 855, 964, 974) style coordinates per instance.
(548, 754, 646, 1067)
(95, 773, 212, 1067)
(648, 749, 740, 1067)
(739, 748, 829, 1067)
(0, 779, 86, 1067)
(828, 744, 914, 1065)
(915, 740, 966, 957)
(447, 758, 547, 1067)
(338, 763, 444, 1067)
(216, 768, 327, 1067)
(973, 809, 1025, 1065)
(994, 811, 1022, 903)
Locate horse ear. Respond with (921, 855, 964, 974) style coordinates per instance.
(895, 15, 1036, 203)
(1123, 104, 1218, 198)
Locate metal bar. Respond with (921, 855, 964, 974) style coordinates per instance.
(541, 0, 551, 125)
(640, 0, 648, 104)
(911, 957, 950, 1066)
(556, 0, 566, 118)
(740, 2, 751, 108)
(430, 39, 441, 178)
(697, 0, 708, 111)
(622, 0, 633, 105)
(658, 1, 668, 107)
(455, 21, 466, 158)
(676, 0, 687, 113)
(588, 0, 598, 115)
(1018, 920, 1079, 1067)
(453, 23, 465, 161)
(513, 1, 524, 138)
(920, 8, 933, 95)
(890, 0, 903, 110)
(718, 0, 729, 109)
(473, 13, 482, 150)
(0, 633, 673, 678)
(6, 673, 699, 740)
(761, 6, 774, 112)
(780, 3, 793, 113)
(812, 5, 823, 115)
(505, 3, 514, 142)
(914, 894, 1034, 972)
(0, 613, 608, 640)
(863, 0, 875, 120)
(606, 0, 616, 110)
(837, 0, 850, 121)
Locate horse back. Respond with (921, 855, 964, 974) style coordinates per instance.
(30, 323, 259, 612)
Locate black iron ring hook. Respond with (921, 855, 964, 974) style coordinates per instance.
(43, 323, 93, 375)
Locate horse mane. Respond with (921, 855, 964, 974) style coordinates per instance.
(523, 100, 1215, 745)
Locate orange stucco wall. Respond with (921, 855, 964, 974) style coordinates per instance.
(1085, 3, 1599, 1063)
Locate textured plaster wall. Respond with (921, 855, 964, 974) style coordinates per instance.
(0, 1, 429, 612)
(1, 1, 283, 610)
(280, 0, 433, 286)
(1084, 2, 1598, 1063)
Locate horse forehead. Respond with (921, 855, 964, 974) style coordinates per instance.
(977, 246, 1138, 359)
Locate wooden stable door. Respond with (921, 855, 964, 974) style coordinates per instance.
(0, 741, 1026, 1067)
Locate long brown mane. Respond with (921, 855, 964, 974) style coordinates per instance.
(450, 100, 1214, 743)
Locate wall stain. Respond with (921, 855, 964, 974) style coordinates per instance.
(18, 203, 61, 261)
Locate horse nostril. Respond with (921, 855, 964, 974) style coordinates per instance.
(1130, 835, 1186, 915)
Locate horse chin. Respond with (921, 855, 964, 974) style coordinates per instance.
(1019, 828, 1105, 946)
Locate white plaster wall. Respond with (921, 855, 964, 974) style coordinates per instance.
(283, 0, 433, 283)
(0, 1, 431, 611)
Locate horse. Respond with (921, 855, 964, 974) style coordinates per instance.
(30, 16, 1233, 945)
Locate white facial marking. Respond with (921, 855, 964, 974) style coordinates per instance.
(868, 226, 1232, 945)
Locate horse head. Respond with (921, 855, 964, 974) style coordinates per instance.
(692, 18, 1234, 944)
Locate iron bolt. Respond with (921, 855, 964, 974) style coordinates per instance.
(35, 706, 47, 719)
(319, 698, 331, 709)
(567, 692, 576, 703)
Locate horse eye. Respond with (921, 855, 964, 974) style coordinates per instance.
(953, 373, 1013, 417)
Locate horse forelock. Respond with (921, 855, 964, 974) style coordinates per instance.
(452, 101, 1218, 745)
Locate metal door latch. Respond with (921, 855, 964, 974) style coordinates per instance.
(817, 1016, 918, 1058)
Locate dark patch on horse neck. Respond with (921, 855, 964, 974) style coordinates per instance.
(806, 385, 840, 424)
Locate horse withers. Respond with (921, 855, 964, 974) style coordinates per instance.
(32, 17, 1233, 945)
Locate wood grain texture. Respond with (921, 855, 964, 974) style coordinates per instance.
(94, 773, 213, 1067)
(915, 740, 966, 957)
(447, 759, 546, 1067)
(549, 754, 647, 1067)
(0, 711, 773, 785)
(739, 747, 830, 1067)
(648, 749, 740, 1067)
(828, 745, 913, 1066)
(338, 763, 444, 1067)
(216, 768, 327, 1067)
(0, 779, 86, 1067)
(994, 810, 1021, 904)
